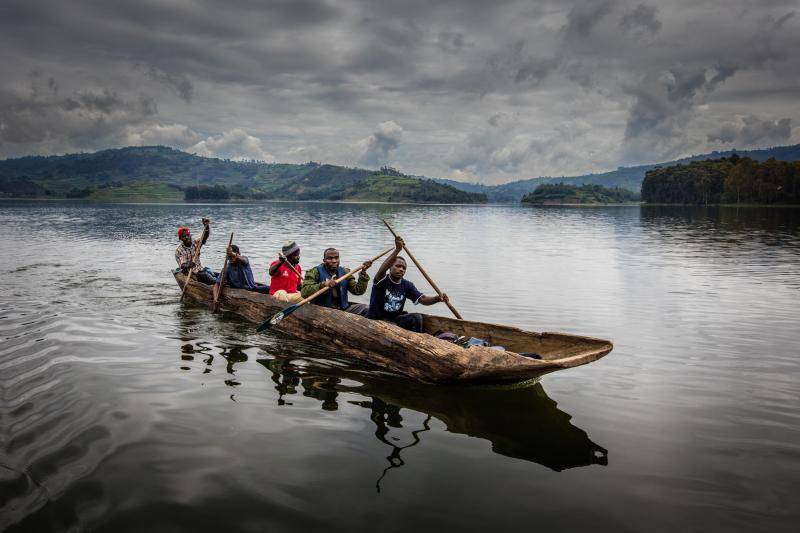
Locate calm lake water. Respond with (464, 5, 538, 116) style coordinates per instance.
(1, 201, 798, 532)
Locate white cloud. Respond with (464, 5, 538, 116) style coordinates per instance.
(188, 129, 275, 162)
(355, 121, 403, 167)
(122, 123, 202, 148)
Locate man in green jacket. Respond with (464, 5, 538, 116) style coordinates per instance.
(301, 247, 373, 316)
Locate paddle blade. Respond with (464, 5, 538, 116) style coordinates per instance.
(256, 304, 299, 332)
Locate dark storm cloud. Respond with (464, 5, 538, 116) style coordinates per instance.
(617, 5, 798, 164)
(137, 65, 195, 103)
(0, 1, 798, 180)
(435, 31, 473, 54)
(0, 71, 156, 144)
(624, 65, 735, 140)
(619, 4, 661, 34)
(0, 0, 345, 87)
(620, 64, 740, 162)
(708, 116, 793, 145)
(563, 0, 617, 41)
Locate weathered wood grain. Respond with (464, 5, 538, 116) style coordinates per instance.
(175, 272, 612, 384)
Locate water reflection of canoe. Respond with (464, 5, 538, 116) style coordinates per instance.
(260, 357, 607, 472)
(175, 272, 613, 384)
(351, 378, 609, 471)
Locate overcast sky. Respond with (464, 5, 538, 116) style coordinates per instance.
(1, 0, 798, 184)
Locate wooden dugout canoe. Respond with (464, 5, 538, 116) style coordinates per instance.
(174, 271, 613, 384)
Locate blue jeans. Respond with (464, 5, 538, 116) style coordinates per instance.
(196, 267, 218, 285)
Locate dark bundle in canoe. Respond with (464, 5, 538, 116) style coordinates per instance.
(174, 272, 612, 384)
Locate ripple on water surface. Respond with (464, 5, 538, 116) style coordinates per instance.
(1, 202, 799, 532)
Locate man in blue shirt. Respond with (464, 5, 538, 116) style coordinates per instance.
(367, 236, 448, 332)
(225, 245, 269, 293)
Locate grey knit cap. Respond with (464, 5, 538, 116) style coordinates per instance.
(282, 240, 300, 256)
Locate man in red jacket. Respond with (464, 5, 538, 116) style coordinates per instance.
(268, 240, 303, 303)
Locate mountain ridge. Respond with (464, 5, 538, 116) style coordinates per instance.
(0, 146, 487, 204)
(434, 144, 800, 202)
(3, 143, 799, 203)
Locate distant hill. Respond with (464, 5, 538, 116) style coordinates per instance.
(435, 144, 800, 202)
(521, 183, 640, 205)
(641, 155, 800, 205)
(0, 146, 486, 204)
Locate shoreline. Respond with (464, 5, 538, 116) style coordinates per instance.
(4, 197, 800, 208)
(0, 197, 491, 207)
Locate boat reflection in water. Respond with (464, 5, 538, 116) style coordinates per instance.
(174, 310, 608, 484)
(258, 355, 608, 489)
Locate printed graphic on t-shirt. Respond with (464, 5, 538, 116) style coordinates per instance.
(384, 290, 405, 313)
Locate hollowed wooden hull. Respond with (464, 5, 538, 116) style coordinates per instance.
(175, 272, 612, 384)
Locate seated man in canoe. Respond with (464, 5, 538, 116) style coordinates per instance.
(226, 245, 270, 293)
(367, 236, 448, 332)
(301, 247, 373, 316)
(268, 241, 303, 303)
(175, 218, 217, 285)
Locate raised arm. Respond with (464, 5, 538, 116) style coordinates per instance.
(268, 253, 286, 276)
(199, 217, 211, 245)
(375, 236, 404, 280)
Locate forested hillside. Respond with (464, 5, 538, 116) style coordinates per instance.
(641, 155, 800, 205)
(0, 146, 486, 203)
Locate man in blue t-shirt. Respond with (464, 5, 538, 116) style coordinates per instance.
(367, 235, 449, 332)
(225, 245, 270, 293)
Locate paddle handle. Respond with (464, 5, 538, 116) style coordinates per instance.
(282, 257, 303, 286)
(294, 247, 394, 309)
(382, 219, 463, 320)
(180, 226, 208, 301)
(212, 232, 235, 311)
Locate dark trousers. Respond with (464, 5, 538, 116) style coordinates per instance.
(246, 284, 270, 294)
(344, 303, 369, 317)
(390, 312, 423, 332)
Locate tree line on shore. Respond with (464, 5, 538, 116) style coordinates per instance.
(184, 184, 231, 200)
(521, 183, 640, 204)
(641, 155, 800, 205)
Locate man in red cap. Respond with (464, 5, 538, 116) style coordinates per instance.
(175, 217, 217, 284)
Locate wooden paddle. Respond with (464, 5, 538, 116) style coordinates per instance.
(256, 246, 394, 332)
(382, 219, 463, 320)
(211, 232, 235, 312)
(277, 253, 304, 289)
(179, 224, 209, 301)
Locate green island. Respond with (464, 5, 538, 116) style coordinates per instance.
(521, 183, 641, 205)
(642, 155, 800, 205)
(0, 146, 487, 204)
(520, 155, 800, 206)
